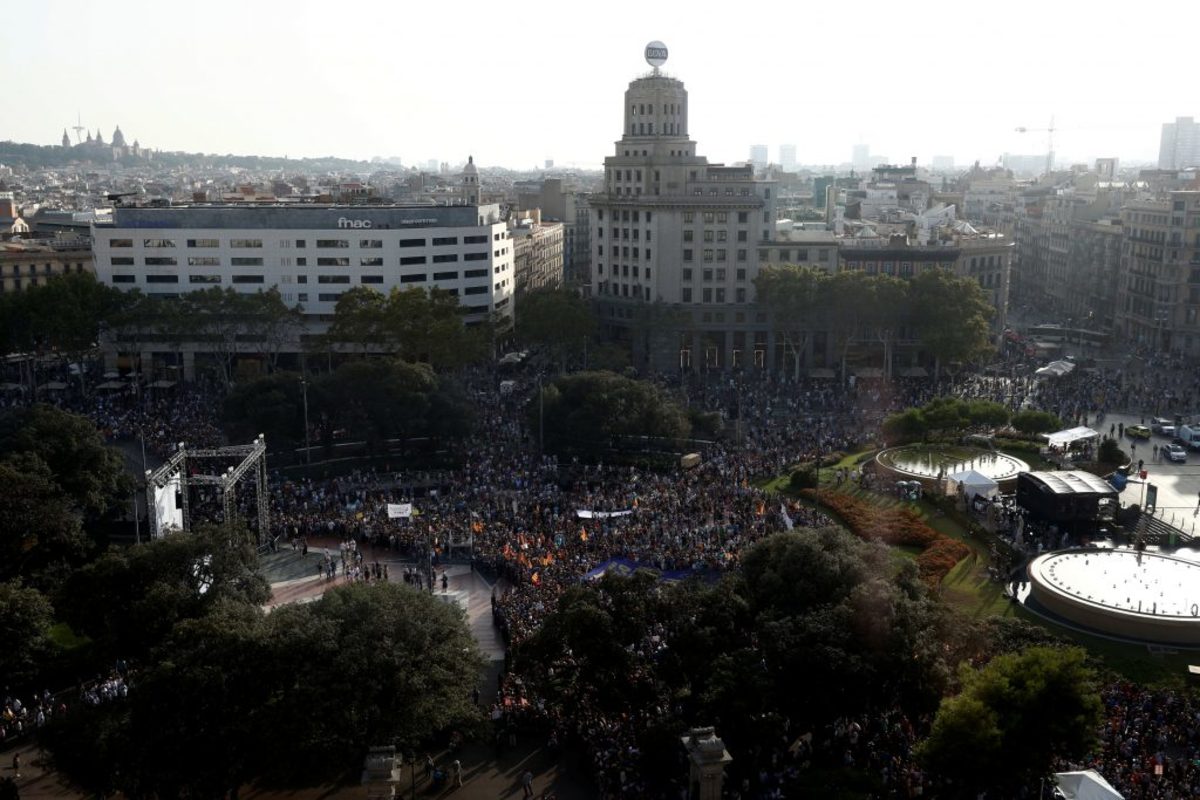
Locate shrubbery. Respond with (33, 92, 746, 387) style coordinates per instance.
(799, 489, 971, 584)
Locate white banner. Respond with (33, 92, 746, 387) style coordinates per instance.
(576, 509, 634, 519)
(780, 504, 794, 531)
(387, 503, 413, 519)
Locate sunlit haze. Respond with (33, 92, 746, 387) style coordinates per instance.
(1, 0, 1193, 169)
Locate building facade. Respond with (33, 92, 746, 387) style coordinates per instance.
(1114, 192, 1200, 356)
(509, 210, 564, 295)
(0, 242, 92, 293)
(91, 202, 515, 376)
(589, 60, 779, 372)
(1158, 117, 1200, 171)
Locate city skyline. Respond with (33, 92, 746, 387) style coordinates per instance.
(1, 0, 1193, 170)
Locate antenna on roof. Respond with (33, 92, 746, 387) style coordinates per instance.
(71, 111, 86, 145)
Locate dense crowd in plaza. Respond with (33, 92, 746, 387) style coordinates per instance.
(9, 341, 1200, 797)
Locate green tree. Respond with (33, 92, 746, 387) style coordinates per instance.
(0, 580, 57, 687)
(517, 288, 597, 368)
(0, 404, 132, 519)
(0, 454, 88, 584)
(314, 359, 439, 454)
(223, 371, 305, 446)
(754, 265, 825, 379)
(1011, 409, 1062, 435)
(56, 521, 270, 662)
(911, 268, 995, 378)
(326, 287, 486, 368)
(537, 370, 690, 457)
(922, 396, 969, 434)
(862, 274, 910, 379)
(21, 272, 129, 394)
(965, 399, 1011, 428)
(918, 646, 1101, 798)
(882, 407, 928, 442)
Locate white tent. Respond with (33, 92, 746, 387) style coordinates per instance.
(946, 468, 999, 498)
(1054, 770, 1123, 800)
(1043, 426, 1100, 448)
(1036, 360, 1077, 379)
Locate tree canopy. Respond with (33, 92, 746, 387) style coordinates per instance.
(324, 286, 490, 368)
(516, 288, 597, 367)
(0, 404, 132, 519)
(42, 581, 484, 796)
(917, 646, 1101, 797)
(537, 370, 690, 457)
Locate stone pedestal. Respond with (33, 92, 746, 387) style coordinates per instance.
(681, 726, 732, 800)
(361, 746, 400, 799)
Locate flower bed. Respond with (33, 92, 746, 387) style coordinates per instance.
(800, 488, 970, 585)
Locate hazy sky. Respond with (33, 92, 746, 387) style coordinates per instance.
(2, 0, 1193, 171)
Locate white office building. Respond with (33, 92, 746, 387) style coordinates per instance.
(92, 199, 514, 377)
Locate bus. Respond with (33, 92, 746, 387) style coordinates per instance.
(1025, 325, 1110, 348)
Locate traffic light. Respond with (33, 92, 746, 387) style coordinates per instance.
(1146, 484, 1158, 513)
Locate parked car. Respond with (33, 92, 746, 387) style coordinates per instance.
(1126, 424, 1152, 439)
(1165, 443, 1188, 463)
(1151, 417, 1176, 436)
(1178, 425, 1200, 451)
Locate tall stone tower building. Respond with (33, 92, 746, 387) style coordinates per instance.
(591, 44, 777, 372)
(461, 155, 480, 205)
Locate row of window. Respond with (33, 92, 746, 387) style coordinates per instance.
(112, 272, 496, 289)
(683, 249, 746, 263)
(596, 246, 652, 260)
(596, 264, 652, 280)
(110, 234, 496, 249)
(0, 263, 84, 277)
(111, 253, 492, 268)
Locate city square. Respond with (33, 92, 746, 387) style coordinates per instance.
(3, 8, 1200, 800)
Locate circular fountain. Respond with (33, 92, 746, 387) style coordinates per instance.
(1028, 549, 1200, 645)
(875, 445, 1029, 491)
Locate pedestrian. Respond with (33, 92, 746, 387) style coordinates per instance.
(453, 759, 463, 788)
(522, 770, 534, 798)
(424, 753, 434, 781)
(11, 752, 19, 779)
(441, 572, 449, 592)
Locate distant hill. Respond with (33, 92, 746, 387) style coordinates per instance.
(0, 140, 376, 172)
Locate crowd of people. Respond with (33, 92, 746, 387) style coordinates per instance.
(11, 340, 1200, 797)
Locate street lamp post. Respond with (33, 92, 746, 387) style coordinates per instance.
(300, 376, 311, 465)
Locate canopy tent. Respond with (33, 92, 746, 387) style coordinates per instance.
(1054, 770, 1123, 800)
(102, 370, 121, 379)
(96, 380, 127, 390)
(41, 381, 68, 391)
(148, 380, 177, 389)
(808, 367, 836, 379)
(946, 468, 999, 498)
(855, 367, 885, 379)
(1043, 426, 1100, 448)
(897, 366, 929, 378)
(1036, 359, 1077, 379)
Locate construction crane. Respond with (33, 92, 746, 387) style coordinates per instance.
(1015, 115, 1056, 176)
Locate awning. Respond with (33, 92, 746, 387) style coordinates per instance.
(0, 382, 24, 392)
(42, 381, 68, 391)
(96, 380, 127, 390)
(1042, 426, 1100, 447)
(808, 368, 836, 379)
(898, 366, 928, 378)
(855, 367, 884, 379)
(103, 370, 121, 379)
(148, 380, 177, 389)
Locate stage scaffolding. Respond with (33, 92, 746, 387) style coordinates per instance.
(145, 434, 270, 542)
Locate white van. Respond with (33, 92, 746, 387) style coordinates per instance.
(1178, 425, 1200, 450)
